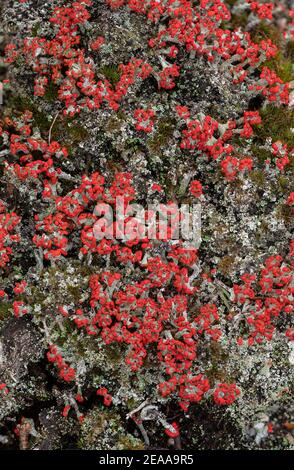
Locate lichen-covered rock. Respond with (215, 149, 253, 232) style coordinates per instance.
(0, 0, 293, 451)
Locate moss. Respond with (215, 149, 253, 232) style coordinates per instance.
(276, 204, 292, 225)
(67, 123, 89, 143)
(31, 22, 41, 37)
(24, 264, 96, 323)
(229, 12, 248, 29)
(251, 21, 281, 46)
(256, 220, 269, 242)
(43, 81, 59, 103)
(286, 40, 294, 62)
(117, 435, 144, 450)
(106, 344, 123, 362)
(79, 409, 108, 449)
(100, 65, 121, 87)
(253, 106, 294, 148)
(262, 51, 293, 83)
(206, 342, 230, 385)
(287, 154, 294, 175)
(78, 407, 132, 450)
(67, 285, 82, 301)
(106, 159, 124, 174)
(249, 169, 266, 188)
(0, 302, 12, 323)
(105, 114, 125, 133)
(224, 0, 238, 5)
(29, 286, 47, 305)
(251, 22, 293, 82)
(276, 176, 290, 194)
(7, 93, 90, 149)
(222, 1, 248, 29)
(147, 116, 176, 154)
(125, 398, 138, 410)
(8, 94, 51, 135)
(260, 220, 269, 231)
(218, 255, 236, 276)
(251, 145, 272, 165)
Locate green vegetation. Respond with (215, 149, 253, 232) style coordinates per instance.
(0, 302, 12, 323)
(31, 22, 41, 37)
(43, 81, 59, 103)
(147, 116, 176, 154)
(251, 21, 281, 46)
(262, 51, 293, 83)
(99, 65, 121, 87)
(253, 106, 294, 148)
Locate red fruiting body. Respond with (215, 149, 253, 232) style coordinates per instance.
(213, 383, 241, 405)
(190, 180, 203, 198)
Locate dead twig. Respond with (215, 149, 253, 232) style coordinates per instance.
(48, 112, 60, 144)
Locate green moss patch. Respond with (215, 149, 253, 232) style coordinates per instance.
(253, 106, 294, 148)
